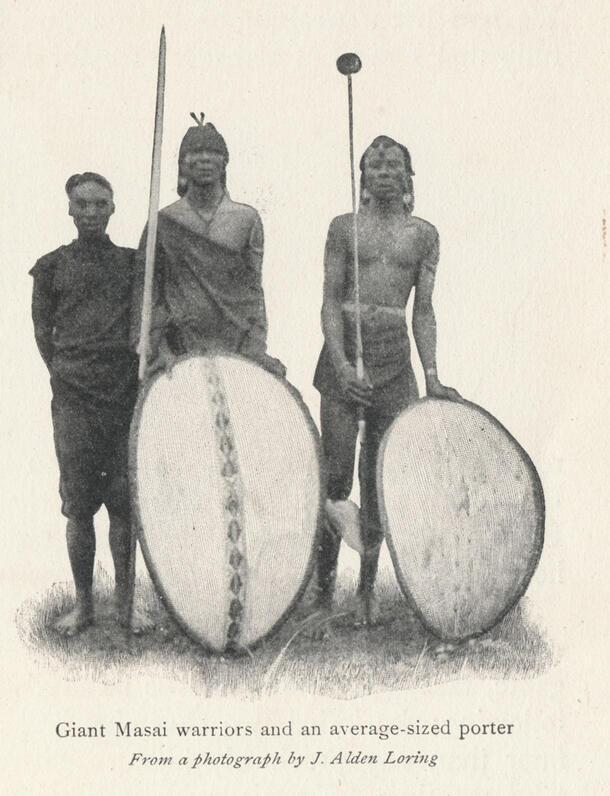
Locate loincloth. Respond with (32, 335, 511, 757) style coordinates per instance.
(314, 303, 419, 413)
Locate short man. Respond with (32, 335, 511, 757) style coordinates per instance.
(31, 173, 146, 635)
(313, 135, 461, 629)
(132, 116, 284, 377)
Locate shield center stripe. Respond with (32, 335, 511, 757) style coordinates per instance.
(201, 357, 247, 650)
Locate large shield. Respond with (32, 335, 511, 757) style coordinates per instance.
(378, 398, 544, 642)
(130, 353, 322, 653)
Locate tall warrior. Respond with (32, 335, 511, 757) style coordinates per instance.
(313, 135, 461, 629)
(132, 115, 284, 377)
(30, 173, 148, 635)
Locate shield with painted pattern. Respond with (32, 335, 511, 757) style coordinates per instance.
(130, 353, 322, 653)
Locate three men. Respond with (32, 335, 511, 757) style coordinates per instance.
(30, 173, 147, 635)
(313, 135, 461, 629)
(131, 117, 284, 377)
(32, 130, 458, 641)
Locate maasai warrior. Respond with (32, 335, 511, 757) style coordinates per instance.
(313, 135, 461, 631)
(132, 115, 284, 377)
(30, 173, 150, 635)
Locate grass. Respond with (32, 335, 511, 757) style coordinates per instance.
(15, 563, 553, 699)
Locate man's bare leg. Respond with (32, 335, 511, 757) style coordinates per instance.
(55, 517, 95, 635)
(109, 512, 153, 633)
(354, 547, 381, 627)
(353, 410, 392, 627)
(312, 397, 359, 639)
(311, 519, 342, 639)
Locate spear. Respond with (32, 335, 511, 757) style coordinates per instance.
(336, 53, 369, 562)
(127, 26, 165, 631)
(336, 53, 364, 423)
(138, 25, 166, 380)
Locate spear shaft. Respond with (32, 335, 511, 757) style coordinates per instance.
(337, 53, 369, 564)
(138, 26, 166, 380)
(337, 54, 365, 437)
(127, 27, 165, 630)
(347, 74, 365, 403)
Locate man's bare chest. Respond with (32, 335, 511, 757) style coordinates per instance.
(357, 222, 425, 269)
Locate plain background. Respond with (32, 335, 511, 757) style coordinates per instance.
(1, 1, 608, 793)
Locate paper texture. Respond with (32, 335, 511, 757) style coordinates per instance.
(2, 1, 608, 792)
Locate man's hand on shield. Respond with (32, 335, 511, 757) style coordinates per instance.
(426, 375, 463, 402)
(146, 337, 177, 380)
(337, 360, 373, 406)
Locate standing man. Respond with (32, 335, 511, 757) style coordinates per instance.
(132, 115, 284, 377)
(31, 173, 147, 635)
(313, 135, 461, 630)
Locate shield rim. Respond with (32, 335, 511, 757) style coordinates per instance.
(377, 396, 545, 643)
(129, 350, 325, 655)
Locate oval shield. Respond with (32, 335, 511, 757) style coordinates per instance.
(130, 353, 322, 653)
(377, 398, 544, 642)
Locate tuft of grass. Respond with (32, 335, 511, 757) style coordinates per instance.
(15, 564, 553, 698)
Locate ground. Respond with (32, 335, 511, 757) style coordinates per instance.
(16, 557, 553, 699)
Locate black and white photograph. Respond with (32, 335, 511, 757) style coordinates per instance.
(2, 1, 608, 793)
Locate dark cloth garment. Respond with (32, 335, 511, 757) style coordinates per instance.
(30, 235, 138, 518)
(30, 236, 138, 410)
(131, 197, 285, 377)
(313, 303, 419, 413)
(51, 392, 131, 519)
(132, 199, 266, 355)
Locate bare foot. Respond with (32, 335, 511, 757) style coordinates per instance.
(54, 603, 93, 637)
(129, 605, 155, 635)
(309, 602, 335, 641)
(116, 600, 154, 634)
(353, 593, 379, 628)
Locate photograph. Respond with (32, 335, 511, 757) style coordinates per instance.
(2, 1, 608, 793)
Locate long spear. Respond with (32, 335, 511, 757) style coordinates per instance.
(336, 53, 372, 586)
(336, 53, 364, 425)
(138, 26, 166, 380)
(127, 27, 165, 630)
